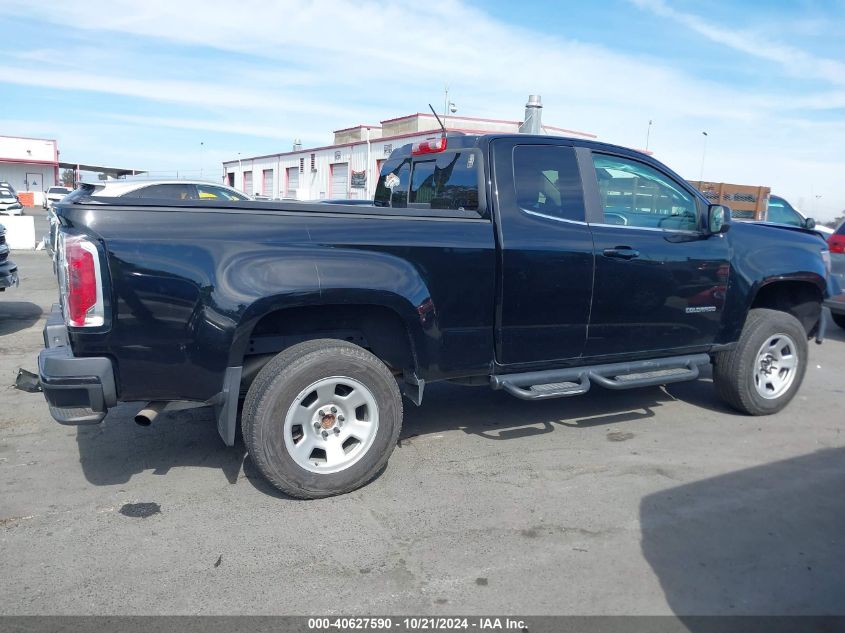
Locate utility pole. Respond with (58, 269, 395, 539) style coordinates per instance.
(699, 131, 708, 181)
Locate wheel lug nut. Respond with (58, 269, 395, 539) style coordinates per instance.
(321, 430, 328, 439)
(313, 422, 321, 431)
(334, 427, 340, 435)
(338, 415, 345, 423)
(331, 406, 337, 413)
(318, 410, 325, 417)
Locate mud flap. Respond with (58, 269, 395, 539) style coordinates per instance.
(216, 366, 242, 446)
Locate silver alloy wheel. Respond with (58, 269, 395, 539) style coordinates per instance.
(753, 333, 799, 400)
(283, 375, 379, 474)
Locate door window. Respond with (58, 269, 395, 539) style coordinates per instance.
(196, 184, 248, 200)
(593, 154, 698, 231)
(127, 184, 197, 200)
(512, 145, 584, 222)
(767, 197, 801, 226)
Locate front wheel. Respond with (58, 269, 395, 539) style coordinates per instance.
(713, 308, 808, 415)
(242, 339, 403, 499)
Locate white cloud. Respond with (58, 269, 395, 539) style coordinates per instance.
(629, 0, 845, 86)
(0, 0, 843, 219)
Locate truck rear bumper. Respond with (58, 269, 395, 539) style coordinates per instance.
(39, 304, 116, 425)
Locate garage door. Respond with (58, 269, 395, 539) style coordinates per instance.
(331, 163, 348, 198)
(243, 171, 253, 196)
(262, 169, 274, 197)
(286, 167, 299, 198)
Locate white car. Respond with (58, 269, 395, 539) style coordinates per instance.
(48, 180, 252, 259)
(43, 186, 73, 210)
(767, 195, 833, 237)
(66, 179, 251, 202)
(0, 186, 23, 216)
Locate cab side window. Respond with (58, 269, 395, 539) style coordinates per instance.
(592, 154, 698, 231)
(512, 145, 584, 222)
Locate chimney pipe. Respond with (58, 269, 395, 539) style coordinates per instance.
(293, 138, 302, 151)
(519, 94, 543, 135)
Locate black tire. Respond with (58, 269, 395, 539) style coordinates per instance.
(832, 312, 845, 330)
(242, 339, 403, 499)
(713, 308, 808, 415)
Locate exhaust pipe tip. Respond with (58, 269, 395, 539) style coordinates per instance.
(135, 402, 166, 426)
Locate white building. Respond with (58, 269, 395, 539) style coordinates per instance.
(222, 112, 596, 201)
(0, 134, 59, 201)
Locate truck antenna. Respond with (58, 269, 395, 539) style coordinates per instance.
(429, 104, 447, 138)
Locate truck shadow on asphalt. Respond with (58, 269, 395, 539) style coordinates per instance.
(640, 446, 845, 615)
(0, 301, 43, 336)
(74, 369, 735, 497)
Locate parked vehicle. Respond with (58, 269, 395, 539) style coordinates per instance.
(766, 195, 833, 236)
(39, 133, 837, 498)
(43, 186, 73, 210)
(320, 199, 374, 205)
(64, 179, 252, 202)
(0, 224, 18, 290)
(825, 219, 845, 329)
(689, 181, 830, 236)
(0, 185, 23, 216)
(47, 180, 253, 257)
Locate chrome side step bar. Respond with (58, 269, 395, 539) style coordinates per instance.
(491, 354, 710, 401)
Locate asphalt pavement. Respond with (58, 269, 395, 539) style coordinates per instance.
(1, 214, 843, 615)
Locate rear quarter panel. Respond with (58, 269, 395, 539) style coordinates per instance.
(59, 204, 496, 402)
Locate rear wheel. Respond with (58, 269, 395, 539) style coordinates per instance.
(242, 339, 402, 499)
(713, 308, 808, 415)
(832, 312, 845, 330)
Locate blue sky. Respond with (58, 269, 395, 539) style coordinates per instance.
(1, 0, 843, 219)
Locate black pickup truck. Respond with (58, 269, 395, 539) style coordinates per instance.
(39, 134, 837, 498)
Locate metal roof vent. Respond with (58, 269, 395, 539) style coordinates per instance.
(518, 95, 543, 135)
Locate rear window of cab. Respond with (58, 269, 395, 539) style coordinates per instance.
(374, 151, 480, 211)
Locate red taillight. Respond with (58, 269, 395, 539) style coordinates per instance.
(828, 234, 845, 254)
(411, 136, 447, 155)
(62, 236, 103, 327)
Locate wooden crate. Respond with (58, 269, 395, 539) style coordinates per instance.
(688, 181, 770, 220)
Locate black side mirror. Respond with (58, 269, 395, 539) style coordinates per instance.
(803, 217, 816, 230)
(707, 204, 731, 235)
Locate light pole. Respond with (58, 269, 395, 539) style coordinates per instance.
(699, 131, 708, 181)
(645, 119, 653, 151)
(200, 141, 204, 179)
(443, 86, 456, 128)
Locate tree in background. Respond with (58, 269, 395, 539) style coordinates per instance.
(60, 169, 75, 188)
